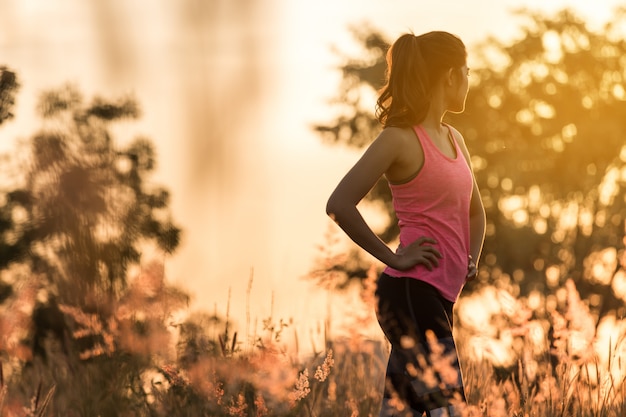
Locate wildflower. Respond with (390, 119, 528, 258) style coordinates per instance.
(159, 364, 187, 387)
(289, 368, 311, 403)
(254, 394, 269, 417)
(314, 349, 334, 382)
(59, 304, 116, 358)
(360, 264, 378, 307)
(246, 348, 299, 403)
(327, 379, 337, 402)
(226, 393, 248, 417)
(346, 396, 359, 417)
(562, 279, 595, 361)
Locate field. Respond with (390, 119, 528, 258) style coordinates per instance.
(2, 258, 626, 417)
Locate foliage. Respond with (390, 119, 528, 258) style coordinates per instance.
(0, 66, 19, 126)
(0, 82, 185, 416)
(313, 8, 626, 322)
(3, 7, 626, 416)
(3, 246, 626, 416)
(446, 9, 626, 310)
(0, 84, 181, 302)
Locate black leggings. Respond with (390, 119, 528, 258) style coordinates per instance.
(376, 273, 466, 416)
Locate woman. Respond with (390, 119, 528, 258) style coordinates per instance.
(326, 31, 486, 417)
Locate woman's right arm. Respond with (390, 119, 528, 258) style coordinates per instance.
(325, 129, 441, 271)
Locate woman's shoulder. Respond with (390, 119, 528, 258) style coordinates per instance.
(368, 127, 418, 159)
(375, 125, 416, 145)
(444, 123, 466, 143)
(444, 123, 473, 163)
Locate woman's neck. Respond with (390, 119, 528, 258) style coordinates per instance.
(420, 111, 446, 134)
(422, 83, 447, 130)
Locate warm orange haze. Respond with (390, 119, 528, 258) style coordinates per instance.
(0, 0, 622, 342)
(1, 0, 626, 415)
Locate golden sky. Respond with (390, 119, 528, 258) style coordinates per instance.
(0, 0, 623, 351)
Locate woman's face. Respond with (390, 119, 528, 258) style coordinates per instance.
(449, 65, 470, 113)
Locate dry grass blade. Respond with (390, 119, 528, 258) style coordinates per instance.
(219, 334, 226, 356)
(35, 385, 56, 417)
(0, 385, 6, 417)
(0, 360, 4, 414)
(231, 331, 238, 353)
(34, 381, 42, 410)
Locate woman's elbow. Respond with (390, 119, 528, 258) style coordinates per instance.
(326, 193, 348, 223)
(326, 187, 360, 222)
(326, 197, 339, 220)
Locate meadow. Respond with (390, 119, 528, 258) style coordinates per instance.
(2, 249, 626, 417)
(3, 6, 626, 416)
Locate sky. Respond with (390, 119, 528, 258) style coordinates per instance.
(0, 0, 624, 351)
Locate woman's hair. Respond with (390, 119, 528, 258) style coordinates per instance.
(375, 31, 467, 128)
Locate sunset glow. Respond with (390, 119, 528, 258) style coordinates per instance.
(2, 0, 626, 415)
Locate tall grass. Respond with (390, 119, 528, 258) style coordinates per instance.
(2, 257, 626, 416)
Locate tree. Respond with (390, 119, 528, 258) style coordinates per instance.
(0, 66, 18, 125)
(0, 84, 181, 303)
(0, 82, 188, 416)
(315, 9, 626, 318)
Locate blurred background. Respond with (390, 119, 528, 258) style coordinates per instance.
(1, 0, 626, 352)
(4, 1, 626, 416)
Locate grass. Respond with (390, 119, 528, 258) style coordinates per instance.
(1, 257, 626, 416)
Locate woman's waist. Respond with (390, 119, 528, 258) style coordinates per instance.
(397, 223, 468, 245)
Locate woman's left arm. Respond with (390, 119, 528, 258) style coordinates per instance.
(451, 127, 486, 279)
(467, 177, 486, 279)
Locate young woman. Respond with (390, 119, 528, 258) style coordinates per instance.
(326, 31, 486, 417)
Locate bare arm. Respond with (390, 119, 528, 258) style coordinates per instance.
(326, 128, 441, 271)
(451, 127, 486, 279)
(466, 177, 486, 278)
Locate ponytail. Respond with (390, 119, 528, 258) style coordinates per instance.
(376, 31, 466, 128)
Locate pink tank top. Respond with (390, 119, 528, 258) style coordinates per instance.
(383, 124, 472, 302)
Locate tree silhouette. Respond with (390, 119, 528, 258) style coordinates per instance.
(0, 66, 18, 126)
(315, 9, 626, 318)
(0, 84, 181, 304)
(0, 82, 183, 371)
(0, 81, 189, 415)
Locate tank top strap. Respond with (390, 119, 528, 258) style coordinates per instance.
(413, 124, 458, 161)
(413, 125, 433, 152)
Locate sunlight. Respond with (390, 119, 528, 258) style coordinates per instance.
(595, 314, 626, 386)
(456, 287, 501, 335)
(532, 99, 556, 119)
(532, 217, 547, 234)
(3, 1, 626, 415)
(579, 207, 594, 236)
(515, 108, 533, 125)
(563, 26, 590, 52)
(584, 247, 617, 286)
(611, 269, 626, 302)
(557, 201, 579, 231)
(547, 134, 565, 152)
(621, 145, 626, 162)
(487, 93, 502, 108)
(599, 167, 620, 205)
(545, 265, 561, 288)
(542, 30, 563, 63)
(561, 123, 578, 143)
(500, 177, 513, 191)
(528, 185, 541, 210)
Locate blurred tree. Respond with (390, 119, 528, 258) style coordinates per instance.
(0, 66, 18, 125)
(0, 84, 181, 303)
(0, 82, 187, 416)
(314, 9, 626, 318)
(0, 83, 183, 377)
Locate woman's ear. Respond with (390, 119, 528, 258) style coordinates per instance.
(446, 68, 455, 86)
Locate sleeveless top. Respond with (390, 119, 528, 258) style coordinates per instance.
(383, 124, 473, 302)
